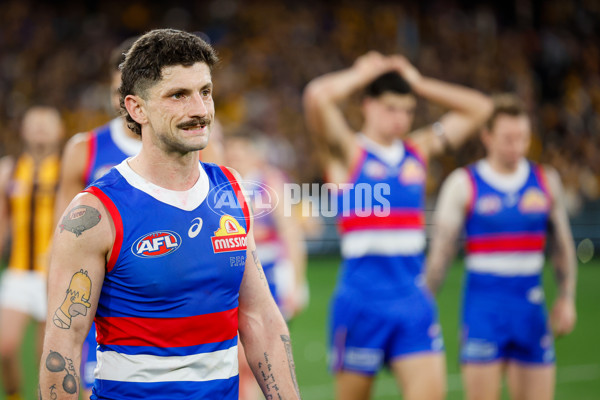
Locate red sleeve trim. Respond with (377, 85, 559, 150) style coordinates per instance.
(465, 168, 477, 217)
(219, 166, 251, 233)
(83, 132, 97, 186)
(533, 164, 554, 207)
(84, 186, 123, 273)
(404, 139, 427, 167)
(347, 147, 367, 184)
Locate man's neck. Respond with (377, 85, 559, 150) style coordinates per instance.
(25, 144, 58, 164)
(361, 127, 395, 147)
(128, 146, 201, 191)
(486, 156, 520, 175)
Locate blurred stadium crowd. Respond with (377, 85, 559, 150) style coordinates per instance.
(0, 0, 598, 215)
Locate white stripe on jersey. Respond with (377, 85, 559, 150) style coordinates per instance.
(465, 252, 544, 276)
(96, 345, 239, 383)
(341, 229, 426, 259)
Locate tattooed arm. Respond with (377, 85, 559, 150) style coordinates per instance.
(39, 193, 114, 399)
(544, 166, 577, 336)
(425, 168, 470, 294)
(227, 168, 301, 400)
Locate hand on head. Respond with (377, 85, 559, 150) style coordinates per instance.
(389, 55, 422, 86)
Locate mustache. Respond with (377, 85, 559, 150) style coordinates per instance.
(176, 118, 211, 130)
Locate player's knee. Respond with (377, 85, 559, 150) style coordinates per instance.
(0, 338, 20, 361)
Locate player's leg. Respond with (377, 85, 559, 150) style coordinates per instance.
(335, 371, 375, 400)
(389, 289, 446, 400)
(0, 307, 30, 399)
(390, 353, 446, 400)
(506, 362, 554, 400)
(0, 270, 39, 399)
(505, 302, 555, 400)
(329, 292, 385, 400)
(462, 362, 503, 400)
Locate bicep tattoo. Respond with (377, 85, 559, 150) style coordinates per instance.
(53, 269, 92, 329)
(59, 205, 101, 237)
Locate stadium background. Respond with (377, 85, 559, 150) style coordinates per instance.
(0, 0, 598, 398)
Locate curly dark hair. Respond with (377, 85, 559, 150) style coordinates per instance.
(119, 29, 219, 135)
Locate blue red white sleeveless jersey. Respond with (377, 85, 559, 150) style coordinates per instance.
(86, 160, 250, 400)
(464, 159, 551, 279)
(244, 172, 284, 302)
(83, 118, 142, 185)
(337, 135, 427, 298)
(247, 173, 284, 267)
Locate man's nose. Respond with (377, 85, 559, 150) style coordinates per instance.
(188, 92, 208, 118)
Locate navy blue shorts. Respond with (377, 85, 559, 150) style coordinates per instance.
(329, 287, 443, 375)
(461, 298, 554, 365)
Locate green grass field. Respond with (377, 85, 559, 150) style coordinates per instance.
(2, 257, 599, 399)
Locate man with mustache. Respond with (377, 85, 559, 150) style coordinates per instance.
(40, 29, 300, 400)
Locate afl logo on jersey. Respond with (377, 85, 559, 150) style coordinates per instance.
(131, 231, 182, 258)
(475, 194, 502, 215)
(211, 215, 247, 253)
(364, 160, 387, 179)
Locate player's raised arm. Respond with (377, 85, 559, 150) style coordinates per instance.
(425, 168, 471, 294)
(544, 166, 577, 336)
(303, 51, 394, 165)
(232, 170, 301, 400)
(54, 133, 89, 225)
(39, 193, 113, 399)
(392, 56, 493, 160)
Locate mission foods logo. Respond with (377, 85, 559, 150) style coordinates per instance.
(131, 231, 181, 258)
(211, 215, 247, 253)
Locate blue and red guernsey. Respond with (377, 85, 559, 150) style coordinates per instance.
(84, 118, 142, 185)
(337, 135, 427, 299)
(464, 160, 551, 283)
(85, 160, 250, 400)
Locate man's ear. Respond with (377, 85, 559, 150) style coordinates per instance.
(124, 94, 148, 126)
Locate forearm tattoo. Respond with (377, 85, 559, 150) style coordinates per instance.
(256, 338, 301, 400)
(252, 250, 269, 288)
(257, 352, 282, 400)
(281, 335, 301, 398)
(59, 205, 101, 236)
(53, 269, 92, 329)
(45, 350, 79, 395)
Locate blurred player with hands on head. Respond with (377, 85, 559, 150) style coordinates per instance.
(39, 29, 300, 400)
(426, 94, 577, 400)
(304, 51, 492, 400)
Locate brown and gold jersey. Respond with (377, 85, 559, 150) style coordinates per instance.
(7, 153, 60, 273)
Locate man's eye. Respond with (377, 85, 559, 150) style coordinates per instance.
(202, 90, 211, 97)
(172, 93, 184, 99)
